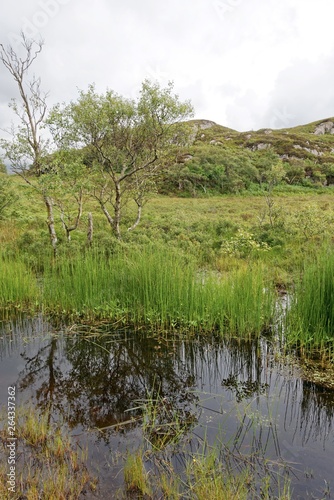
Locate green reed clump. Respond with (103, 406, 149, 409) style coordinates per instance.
(123, 449, 152, 497)
(0, 254, 39, 307)
(287, 246, 334, 355)
(42, 246, 273, 336)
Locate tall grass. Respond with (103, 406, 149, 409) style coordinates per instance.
(42, 246, 273, 336)
(287, 245, 334, 356)
(0, 255, 39, 307)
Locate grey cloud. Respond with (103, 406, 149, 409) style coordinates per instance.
(264, 56, 334, 129)
(1, 0, 334, 137)
(225, 89, 265, 131)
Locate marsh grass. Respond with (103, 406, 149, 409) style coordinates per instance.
(0, 406, 96, 499)
(287, 245, 334, 358)
(131, 388, 197, 451)
(123, 449, 152, 497)
(120, 381, 292, 499)
(187, 450, 249, 500)
(42, 246, 274, 336)
(122, 448, 250, 499)
(120, 441, 291, 500)
(0, 255, 39, 307)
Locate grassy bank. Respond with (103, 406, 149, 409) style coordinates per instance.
(1, 189, 334, 352)
(56, 248, 271, 335)
(0, 256, 39, 307)
(1, 247, 274, 336)
(287, 246, 334, 359)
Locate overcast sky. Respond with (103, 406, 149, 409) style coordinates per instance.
(1, 0, 334, 134)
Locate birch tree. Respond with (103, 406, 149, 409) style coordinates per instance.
(0, 33, 58, 255)
(50, 80, 193, 239)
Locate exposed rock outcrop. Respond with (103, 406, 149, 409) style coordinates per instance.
(314, 121, 334, 135)
(195, 120, 217, 130)
(293, 144, 323, 156)
(177, 153, 194, 163)
(251, 143, 272, 151)
(209, 139, 223, 145)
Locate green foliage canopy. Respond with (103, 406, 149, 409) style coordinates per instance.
(49, 80, 194, 238)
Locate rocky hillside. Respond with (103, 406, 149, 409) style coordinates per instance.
(191, 118, 334, 161)
(159, 118, 334, 194)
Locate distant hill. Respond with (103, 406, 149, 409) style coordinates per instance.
(158, 118, 334, 194)
(190, 117, 334, 161)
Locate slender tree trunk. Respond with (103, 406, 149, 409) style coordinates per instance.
(60, 211, 71, 242)
(127, 201, 142, 232)
(87, 212, 93, 247)
(98, 200, 114, 229)
(114, 181, 122, 239)
(59, 191, 83, 243)
(265, 185, 275, 228)
(44, 195, 57, 257)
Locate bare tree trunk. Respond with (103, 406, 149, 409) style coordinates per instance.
(59, 210, 72, 242)
(87, 212, 93, 247)
(44, 196, 57, 258)
(114, 181, 122, 239)
(127, 201, 142, 232)
(0, 36, 47, 177)
(97, 200, 113, 229)
(59, 191, 83, 243)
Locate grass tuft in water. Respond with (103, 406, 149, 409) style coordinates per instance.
(287, 245, 334, 358)
(187, 450, 249, 500)
(119, 443, 291, 500)
(0, 406, 96, 499)
(42, 246, 274, 336)
(123, 449, 152, 497)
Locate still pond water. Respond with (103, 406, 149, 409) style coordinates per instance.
(0, 314, 333, 498)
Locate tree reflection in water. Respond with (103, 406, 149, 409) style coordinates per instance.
(16, 323, 200, 441)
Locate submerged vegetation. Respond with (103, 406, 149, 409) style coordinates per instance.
(0, 406, 95, 499)
(122, 445, 286, 500)
(120, 386, 293, 499)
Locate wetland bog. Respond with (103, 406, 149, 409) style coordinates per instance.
(1, 193, 334, 498)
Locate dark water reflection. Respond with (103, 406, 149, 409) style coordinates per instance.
(0, 315, 334, 498)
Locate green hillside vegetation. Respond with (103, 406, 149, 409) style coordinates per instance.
(158, 118, 334, 195)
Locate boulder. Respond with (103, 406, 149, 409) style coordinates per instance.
(314, 121, 334, 135)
